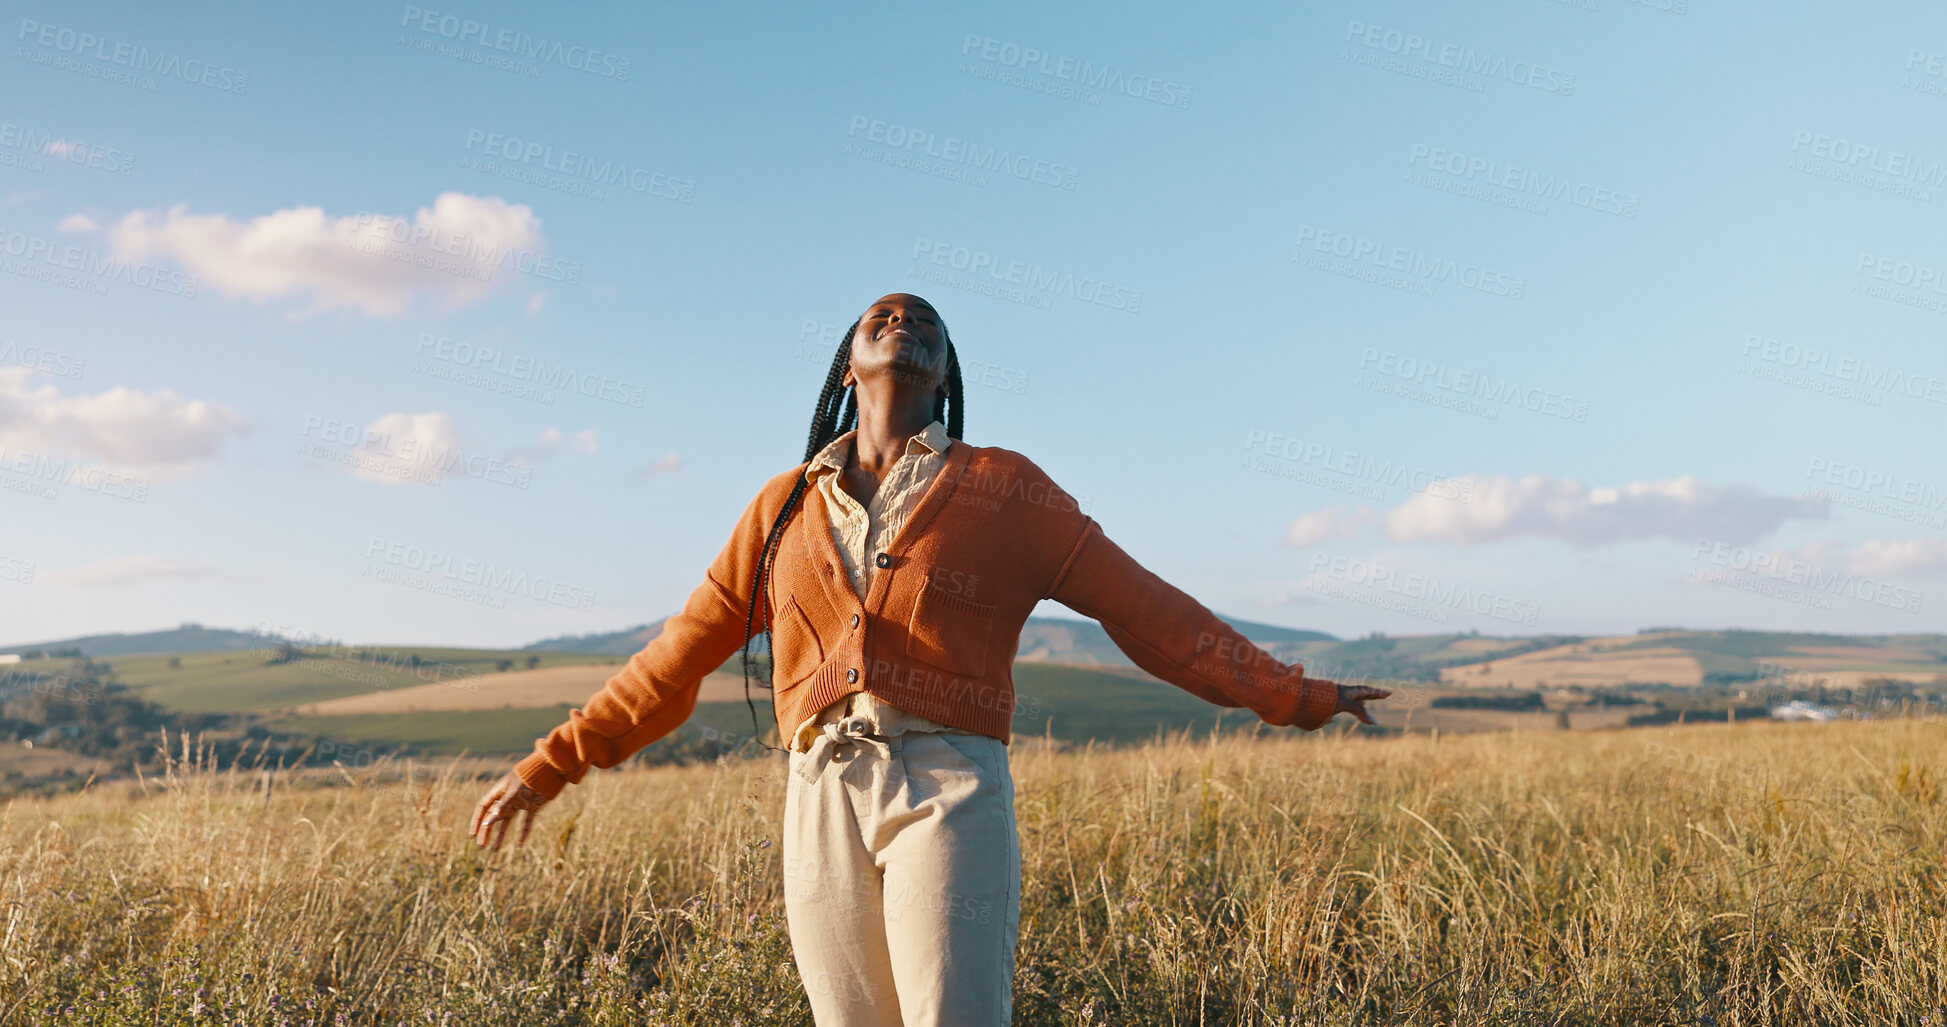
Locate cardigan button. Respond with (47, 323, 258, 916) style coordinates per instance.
(875, 552, 891, 569)
(850, 614, 860, 628)
(846, 668, 859, 683)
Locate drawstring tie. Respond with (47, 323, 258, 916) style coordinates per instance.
(796, 712, 904, 783)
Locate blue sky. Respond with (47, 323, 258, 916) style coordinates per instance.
(2, 0, 1942, 648)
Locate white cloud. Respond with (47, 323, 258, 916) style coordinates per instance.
(97, 192, 550, 316)
(633, 451, 682, 480)
(338, 411, 468, 484)
(0, 367, 245, 475)
(57, 212, 97, 233)
(41, 139, 74, 159)
(42, 556, 211, 589)
(1384, 474, 1820, 546)
(1284, 505, 1374, 547)
(1847, 537, 1947, 578)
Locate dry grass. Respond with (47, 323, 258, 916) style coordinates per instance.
(4, 719, 1946, 1025)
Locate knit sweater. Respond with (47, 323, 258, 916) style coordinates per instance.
(513, 440, 1342, 800)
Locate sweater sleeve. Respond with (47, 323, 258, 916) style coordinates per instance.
(1043, 517, 1341, 731)
(512, 482, 777, 800)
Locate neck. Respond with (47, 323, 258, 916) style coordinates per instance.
(849, 382, 936, 474)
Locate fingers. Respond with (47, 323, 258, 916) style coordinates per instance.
(517, 806, 537, 847)
(470, 792, 495, 837)
(489, 809, 511, 852)
(474, 804, 500, 848)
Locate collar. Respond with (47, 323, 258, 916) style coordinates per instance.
(804, 419, 952, 484)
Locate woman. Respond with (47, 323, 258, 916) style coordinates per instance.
(470, 292, 1390, 1026)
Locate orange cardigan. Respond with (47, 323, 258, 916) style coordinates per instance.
(514, 440, 1342, 799)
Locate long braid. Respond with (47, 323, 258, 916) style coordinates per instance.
(739, 313, 966, 752)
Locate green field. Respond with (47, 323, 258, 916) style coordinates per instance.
(112, 647, 627, 712)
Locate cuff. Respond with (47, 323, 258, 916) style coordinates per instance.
(514, 752, 573, 802)
(1291, 675, 1340, 732)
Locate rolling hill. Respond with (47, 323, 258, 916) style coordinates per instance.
(0, 623, 311, 658)
(524, 613, 1335, 664)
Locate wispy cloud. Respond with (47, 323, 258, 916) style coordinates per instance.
(87, 192, 551, 316)
(633, 451, 682, 481)
(504, 426, 598, 466)
(1380, 474, 1822, 546)
(41, 556, 211, 589)
(1284, 505, 1375, 547)
(1846, 537, 1947, 578)
(0, 367, 245, 475)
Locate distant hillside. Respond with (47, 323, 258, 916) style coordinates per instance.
(524, 614, 1334, 662)
(523, 619, 674, 655)
(0, 623, 306, 658)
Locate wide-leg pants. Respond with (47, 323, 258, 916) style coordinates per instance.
(782, 715, 1020, 1026)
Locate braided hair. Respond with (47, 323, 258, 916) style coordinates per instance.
(739, 314, 965, 752)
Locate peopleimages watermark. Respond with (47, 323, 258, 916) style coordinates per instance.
(412, 332, 646, 408)
(396, 6, 631, 80)
(0, 120, 135, 176)
(1242, 429, 1477, 504)
(1293, 224, 1527, 300)
(845, 115, 1078, 190)
(1341, 21, 1576, 98)
(0, 553, 33, 585)
(1688, 539, 1923, 614)
(461, 129, 693, 203)
(785, 842, 996, 926)
(1738, 333, 1946, 408)
(1799, 456, 1946, 531)
(296, 415, 532, 489)
(1904, 49, 1947, 99)
(1787, 130, 1945, 203)
(0, 226, 198, 298)
(0, 444, 150, 502)
(958, 34, 1191, 110)
(343, 212, 582, 286)
(0, 339, 85, 380)
(792, 320, 1031, 395)
(909, 237, 1141, 314)
(248, 619, 483, 694)
(938, 461, 1092, 517)
(1405, 143, 1638, 218)
(1355, 348, 1590, 422)
(1851, 250, 1947, 315)
(1305, 554, 1544, 627)
(15, 19, 249, 93)
(363, 537, 597, 611)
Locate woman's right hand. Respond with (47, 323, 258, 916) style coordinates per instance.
(470, 768, 548, 851)
(1335, 682, 1392, 725)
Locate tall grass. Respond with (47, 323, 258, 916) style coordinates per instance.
(3, 719, 1945, 1025)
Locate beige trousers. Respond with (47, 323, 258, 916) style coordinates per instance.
(783, 706, 1020, 1026)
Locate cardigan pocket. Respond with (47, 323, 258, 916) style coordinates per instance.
(905, 582, 995, 678)
(772, 594, 828, 687)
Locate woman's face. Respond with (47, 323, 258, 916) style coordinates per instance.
(847, 293, 947, 391)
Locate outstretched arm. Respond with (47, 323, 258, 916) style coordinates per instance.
(511, 482, 780, 801)
(1043, 518, 1386, 731)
